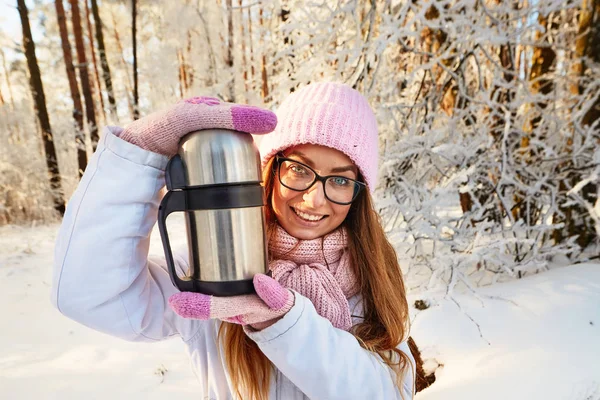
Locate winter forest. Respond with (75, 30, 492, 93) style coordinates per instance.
(1, 0, 599, 398)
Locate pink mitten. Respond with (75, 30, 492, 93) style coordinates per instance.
(169, 274, 294, 329)
(119, 96, 277, 157)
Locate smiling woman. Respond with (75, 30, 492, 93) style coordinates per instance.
(215, 82, 416, 399)
(53, 82, 415, 400)
(271, 144, 362, 240)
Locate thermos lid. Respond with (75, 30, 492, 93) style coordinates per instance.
(178, 129, 262, 187)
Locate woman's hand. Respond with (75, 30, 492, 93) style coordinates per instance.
(168, 274, 294, 330)
(119, 96, 277, 157)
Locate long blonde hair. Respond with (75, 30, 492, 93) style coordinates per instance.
(218, 156, 412, 400)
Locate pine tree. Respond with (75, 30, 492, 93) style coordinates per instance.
(132, 0, 139, 120)
(17, 0, 65, 216)
(69, 0, 99, 148)
(84, 0, 106, 122)
(90, 0, 118, 122)
(55, 0, 87, 177)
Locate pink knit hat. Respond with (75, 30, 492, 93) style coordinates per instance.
(259, 82, 379, 191)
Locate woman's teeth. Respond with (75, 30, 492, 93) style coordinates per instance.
(292, 208, 324, 221)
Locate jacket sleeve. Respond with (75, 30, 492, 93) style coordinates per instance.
(245, 293, 416, 400)
(52, 127, 201, 342)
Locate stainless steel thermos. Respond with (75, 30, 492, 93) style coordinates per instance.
(158, 129, 268, 296)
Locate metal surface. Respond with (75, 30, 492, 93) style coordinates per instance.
(185, 207, 268, 282)
(177, 129, 267, 284)
(179, 129, 262, 186)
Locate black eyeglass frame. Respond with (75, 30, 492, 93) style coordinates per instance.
(274, 155, 366, 205)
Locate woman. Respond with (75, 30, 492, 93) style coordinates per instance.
(52, 82, 415, 399)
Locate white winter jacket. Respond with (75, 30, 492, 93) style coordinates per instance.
(52, 127, 416, 400)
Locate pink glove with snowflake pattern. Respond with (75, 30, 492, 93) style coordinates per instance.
(119, 96, 277, 157)
(168, 274, 295, 330)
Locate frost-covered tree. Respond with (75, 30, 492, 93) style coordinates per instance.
(1, 0, 598, 293)
(248, 0, 599, 291)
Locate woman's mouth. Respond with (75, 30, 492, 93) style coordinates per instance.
(290, 206, 327, 222)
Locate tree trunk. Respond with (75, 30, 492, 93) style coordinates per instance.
(578, 0, 600, 126)
(247, 5, 255, 85)
(225, 0, 235, 102)
(84, 0, 106, 123)
(17, 0, 65, 216)
(177, 48, 187, 98)
(55, 0, 87, 177)
(555, 0, 600, 248)
(527, 14, 557, 130)
(176, 32, 193, 96)
(259, 6, 269, 101)
(109, 8, 135, 120)
(132, 0, 139, 120)
(91, 0, 118, 122)
(239, 0, 248, 96)
(186, 30, 194, 90)
(421, 4, 448, 86)
(69, 0, 99, 149)
(407, 336, 436, 393)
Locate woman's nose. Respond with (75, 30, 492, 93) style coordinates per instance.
(302, 181, 327, 208)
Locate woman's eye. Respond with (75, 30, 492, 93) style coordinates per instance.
(331, 177, 349, 186)
(289, 163, 308, 175)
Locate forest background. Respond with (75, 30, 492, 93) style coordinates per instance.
(1, 0, 598, 292)
(0, 0, 599, 397)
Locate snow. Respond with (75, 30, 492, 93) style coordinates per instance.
(410, 263, 600, 400)
(0, 223, 200, 400)
(1, 222, 599, 399)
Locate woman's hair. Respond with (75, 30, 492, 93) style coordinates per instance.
(218, 156, 412, 400)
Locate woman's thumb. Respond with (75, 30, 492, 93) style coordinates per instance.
(253, 273, 293, 311)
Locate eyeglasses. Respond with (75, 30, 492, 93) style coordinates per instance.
(275, 155, 366, 205)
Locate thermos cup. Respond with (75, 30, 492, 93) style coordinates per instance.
(158, 129, 268, 296)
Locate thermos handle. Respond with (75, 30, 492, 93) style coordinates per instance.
(158, 189, 195, 292)
(158, 154, 266, 293)
(158, 155, 194, 292)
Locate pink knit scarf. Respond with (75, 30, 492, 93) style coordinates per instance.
(268, 224, 359, 331)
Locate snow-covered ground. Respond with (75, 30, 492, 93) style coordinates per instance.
(1, 222, 599, 399)
(410, 263, 600, 400)
(0, 223, 200, 400)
